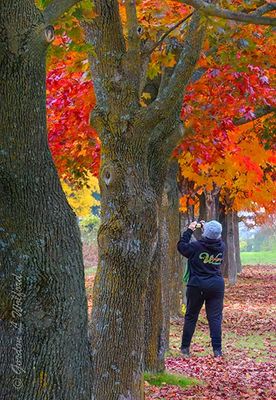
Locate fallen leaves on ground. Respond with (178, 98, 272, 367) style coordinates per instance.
(145, 265, 276, 400)
(85, 275, 95, 315)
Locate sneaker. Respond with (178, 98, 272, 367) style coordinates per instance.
(214, 350, 223, 358)
(180, 347, 190, 357)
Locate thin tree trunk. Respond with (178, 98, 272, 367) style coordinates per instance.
(234, 212, 242, 273)
(167, 162, 183, 318)
(221, 210, 238, 285)
(144, 160, 171, 373)
(199, 192, 207, 221)
(144, 124, 184, 373)
(144, 235, 163, 373)
(204, 187, 220, 221)
(179, 214, 189, 305)
(160, 202, 171, 353)
(144, 195, 169, 373)
(0, 3, 91, 399)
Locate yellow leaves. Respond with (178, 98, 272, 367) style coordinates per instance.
(179, 195, 188, 212)
(147, 62, 161, 80)
(142, 92, 151, 100)
(140, 92, 152, 107)
(160, 52, 176, 68)
(62, 173, 100, 217)
(147, 50, 176, 79)
(78, 149, 88, 157)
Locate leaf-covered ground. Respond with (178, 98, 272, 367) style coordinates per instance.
(145, 265, 276, 400)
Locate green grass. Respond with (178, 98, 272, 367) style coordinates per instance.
(168, 322, 276, 362)
(225, 332, 275, 362)
(240, 251, 276, 265)
(144, 371, 199, 388)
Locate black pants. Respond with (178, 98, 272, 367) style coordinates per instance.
(181, 285, 224, 351)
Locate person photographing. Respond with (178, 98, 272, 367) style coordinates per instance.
(177, 220, 225, 358)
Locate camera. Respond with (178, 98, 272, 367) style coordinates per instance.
(196, 222, 203, 229)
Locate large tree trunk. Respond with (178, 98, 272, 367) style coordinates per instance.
(84, 2, 205, 395)
(0, 3, 91, 400)
(90, 138, 158, 398)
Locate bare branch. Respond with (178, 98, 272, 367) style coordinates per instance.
(139, 50, 152, 97)
(147, 12, 194, 55)
(234, 106, 276, 126)
(43, 0, 81, 25)
(177, 0, 276, 26)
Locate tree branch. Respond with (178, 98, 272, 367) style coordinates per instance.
(147, 12, 194, 55)
(251, 2, 276, 16)
(148, 118, 184, 196)
(177, 0, 276, 26)
(125, 0, 140, 54)
(234, 106, 276, 126)
(137, 12, 205, 132)
(188, 3, 276, 84)
(124, 0, 141, 97)
(43, 0, 81, 25)
(83, 1, 126, 110)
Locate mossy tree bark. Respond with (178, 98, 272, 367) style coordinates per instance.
(167, 161, 183, 318)
(0, 1, 91, 399)
(143, 18, 205, 371)
(84, 2, 205, 396)
(144, 191, 170, 373)
(144, 117, 184, 373)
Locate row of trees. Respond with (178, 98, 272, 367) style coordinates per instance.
(47, 1, 275, 286)
(1, 1, 275, 399)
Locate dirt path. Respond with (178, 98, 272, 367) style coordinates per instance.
(146, 265, 276, 399)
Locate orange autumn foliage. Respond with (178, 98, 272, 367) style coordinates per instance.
(43, 0, 275, 221)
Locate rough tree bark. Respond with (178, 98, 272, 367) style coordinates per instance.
(84, 2, 158, 398)
(220, 206, 239, 285)
(144, 188, 170, 373)
(144, 148, 183, 373)
(84, 2, 205, 396)
(225, 211, 238, 285)
(234, 212, 242, 273)
(0, 1, 91, 400)
(198, 187, 220, 222)
(167, 161, 183, 318)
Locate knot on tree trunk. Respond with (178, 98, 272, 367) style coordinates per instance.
(45, 26, 55, 43)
